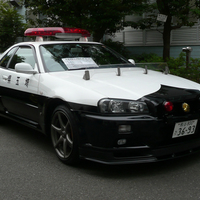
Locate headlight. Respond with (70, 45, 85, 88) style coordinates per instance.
(99, 99, 149, 114)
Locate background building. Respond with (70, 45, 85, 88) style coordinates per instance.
(105, 14, 200, 59)
(7, 0, 200, 59)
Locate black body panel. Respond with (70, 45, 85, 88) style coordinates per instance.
(76, 85, 200, 164)
(0, 86, 46, 131)
(0, 83, 200, 164)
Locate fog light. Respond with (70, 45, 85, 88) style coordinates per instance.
(118, 125, 131, 134)
(117, 139, 126, 145)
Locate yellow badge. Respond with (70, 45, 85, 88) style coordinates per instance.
(182, 103, 190, 112)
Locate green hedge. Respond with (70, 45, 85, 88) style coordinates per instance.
(132, 52, 200, 83)
(104, 40, 200, 83)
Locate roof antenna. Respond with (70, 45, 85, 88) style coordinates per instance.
(164, 66, 169, 75)
(144, 65, 148, 74)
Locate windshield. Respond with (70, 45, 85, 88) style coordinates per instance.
(40, 43, 134, 72)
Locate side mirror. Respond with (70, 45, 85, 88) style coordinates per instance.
(128, 59, 135, 65)
(15, 63, 37, 74)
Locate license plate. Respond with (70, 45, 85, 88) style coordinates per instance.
(172, 119, 198, 138)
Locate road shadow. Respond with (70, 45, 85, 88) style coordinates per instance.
(0, 116, 53, 153)
(1, 117, 200, 179)
(74, 153, 200, 179)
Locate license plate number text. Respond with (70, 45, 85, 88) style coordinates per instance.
(172, 119, 198, 138)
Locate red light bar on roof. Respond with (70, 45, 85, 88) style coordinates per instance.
(24, 27, 91, 38)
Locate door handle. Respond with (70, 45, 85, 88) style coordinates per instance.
(2, 75, 8, 80)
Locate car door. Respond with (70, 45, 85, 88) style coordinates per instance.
(0, 45, 41, 123)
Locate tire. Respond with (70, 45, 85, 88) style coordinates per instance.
(51, 105, 79, 164)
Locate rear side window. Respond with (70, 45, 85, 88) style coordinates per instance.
(0, 47, 18, 68)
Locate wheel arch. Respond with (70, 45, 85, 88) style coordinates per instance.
(49, 101, 81, 164)
(43, 98, 72, 136)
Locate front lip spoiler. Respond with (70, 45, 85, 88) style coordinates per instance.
(79, 138, 200, 165)
(81, 155, 157, 165)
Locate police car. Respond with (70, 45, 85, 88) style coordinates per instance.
(0, 27, 200, 165)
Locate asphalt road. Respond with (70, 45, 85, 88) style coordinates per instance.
(1, 117, 200, 200)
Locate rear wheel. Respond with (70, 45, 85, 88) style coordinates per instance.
(51, 105, 79, 164)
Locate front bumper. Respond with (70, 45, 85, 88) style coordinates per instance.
(78, 113, 200, 164)
(79, 138, 200, 164)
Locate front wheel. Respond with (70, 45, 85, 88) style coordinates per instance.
(51, 105, 79, 164)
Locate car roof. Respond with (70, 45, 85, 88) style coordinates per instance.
(14, 41, 102, 46)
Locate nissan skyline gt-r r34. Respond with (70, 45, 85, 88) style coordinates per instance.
(1, 27, 200, 165)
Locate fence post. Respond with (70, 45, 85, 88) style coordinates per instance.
(182, 47, 192, 69)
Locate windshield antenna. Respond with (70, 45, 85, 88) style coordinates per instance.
(117, 67, 121, 76)
(144, 65, 148, 74)
(164, 66, 169, 75)
(83, 70, 90, 80)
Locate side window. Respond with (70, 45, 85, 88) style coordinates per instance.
(0, 47, 18, 68)
(8, 46, 36, 70)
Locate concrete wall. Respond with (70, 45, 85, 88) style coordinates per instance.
(126, 45, 200, 59)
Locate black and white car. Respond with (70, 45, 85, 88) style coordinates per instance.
(0, 27, 200, 165)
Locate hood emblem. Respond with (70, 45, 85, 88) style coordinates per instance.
(182, 103, 190, 112)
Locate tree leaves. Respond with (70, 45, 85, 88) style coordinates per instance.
(24, 0, 145, 41)
(128, 0, 200, 61)
(0, 1, 26, 51)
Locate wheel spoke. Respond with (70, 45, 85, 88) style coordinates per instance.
(54, 136, 63, 148)
(58, 113, 66, 130)
(51, 124, 62, 134)
(66, 134, 73, 148)
(65, 121, 70, 130)
(63, 138, 68, 158)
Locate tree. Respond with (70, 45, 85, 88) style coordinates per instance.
(24, 0, 145, 42)
(0, 0, 26, 52)
(128, 0, 200, 61)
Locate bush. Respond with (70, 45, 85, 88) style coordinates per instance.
(130, 52, 200, 83)
(186, 59, 200, 83)
(99, 44, 200, 83)
(167, 53, 200, 83)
